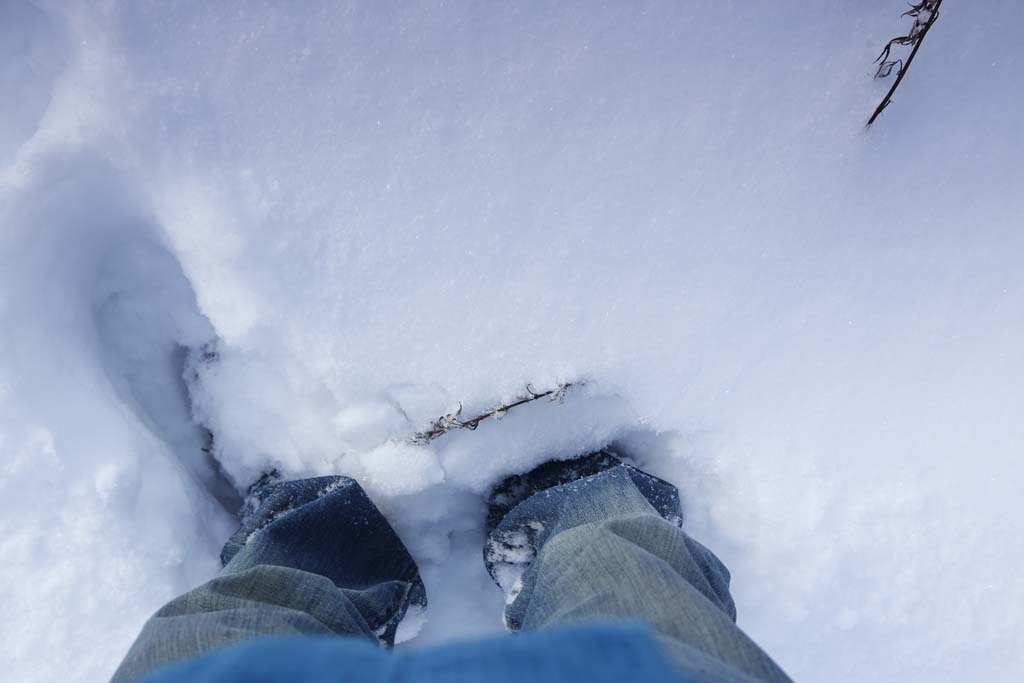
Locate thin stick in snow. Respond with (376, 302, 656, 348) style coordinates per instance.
(411, 382, 581, 445)
(867, 0, 943, 127)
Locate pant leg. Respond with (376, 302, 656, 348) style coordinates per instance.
(111, 476, 425, 683)
(486, 465, 791, 683)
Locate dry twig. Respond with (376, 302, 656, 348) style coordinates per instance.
(868, 0, 943, 126)
(411, 382, 581, 445)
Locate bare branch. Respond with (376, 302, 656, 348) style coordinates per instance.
(411, 381, 584, 445)
(867, 0, 943, 126)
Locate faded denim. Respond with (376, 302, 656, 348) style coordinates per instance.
(111, 476, 424, 683)
(112, 467, 790, 683)
(491, 464, 791, 682)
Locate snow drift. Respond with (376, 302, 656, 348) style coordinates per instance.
(2, 1, 1022, 681)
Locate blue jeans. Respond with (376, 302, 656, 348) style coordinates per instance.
(112, 466, 790, 682)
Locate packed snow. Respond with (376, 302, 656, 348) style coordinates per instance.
(2, 1, 1022, 681)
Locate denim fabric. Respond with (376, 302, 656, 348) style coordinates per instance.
(218, 475, 426, 634)
(489, 464, 791, 682)
(111, 476, 424, 683)
(112, 466, 790, 683)
(136, 622, 692, 683)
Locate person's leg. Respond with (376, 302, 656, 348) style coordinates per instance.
(112, 476, 425, 683)
(485, 452, 791, 683)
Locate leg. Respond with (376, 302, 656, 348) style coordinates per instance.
(486, 456, 791, 683)
(112, 476, 425, 683)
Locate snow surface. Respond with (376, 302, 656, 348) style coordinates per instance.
(2, 1, 1023, 681)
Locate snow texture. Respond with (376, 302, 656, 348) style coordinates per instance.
(2, 1, 1022, 681)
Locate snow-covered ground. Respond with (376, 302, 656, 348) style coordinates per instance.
(2, 2, 1022, 681)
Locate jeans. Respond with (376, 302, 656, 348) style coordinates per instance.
(112, 465, 790, 683)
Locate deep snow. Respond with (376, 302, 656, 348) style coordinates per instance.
(2, 1, 1022, 681)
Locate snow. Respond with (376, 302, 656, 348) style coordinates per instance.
(2, 1, 1023, 681)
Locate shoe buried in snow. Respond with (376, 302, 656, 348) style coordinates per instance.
(485, 448, 684, 534)
(483, 448, 685, 619)
(485, 449, 626, 535)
